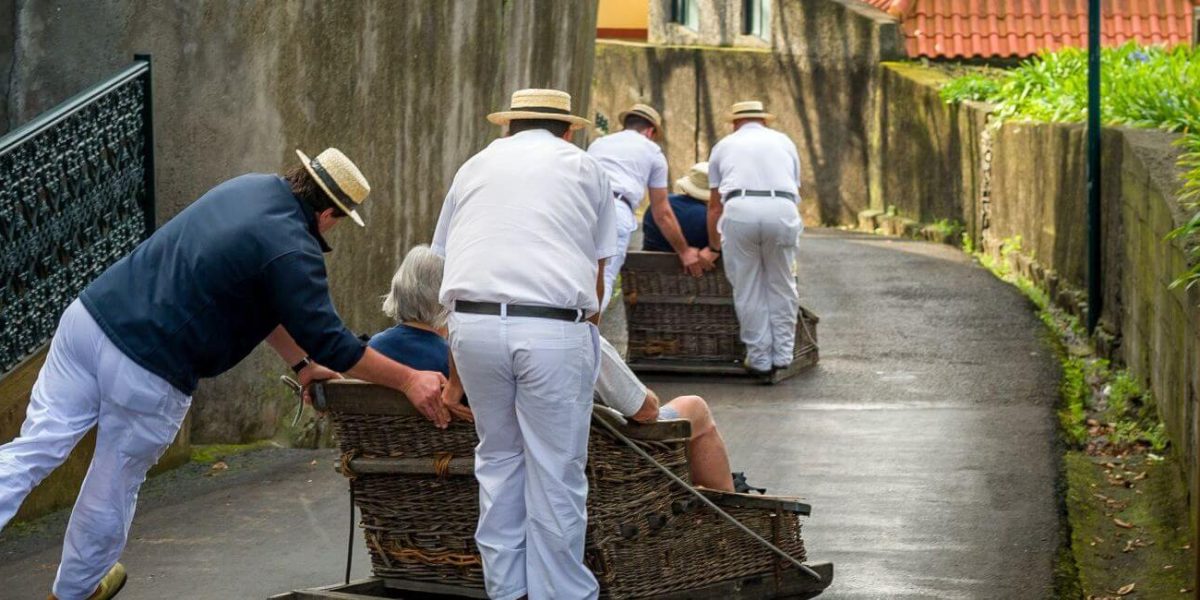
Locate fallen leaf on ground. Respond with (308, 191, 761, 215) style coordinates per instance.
(211, 461, 228, 471)
(1132, 471, 1147, 481)
(1116, 583, 1135, 595)
(1163, 564, 1174, 570)
(1113, 518, 1134, 529)
(309, 459, 318, 466)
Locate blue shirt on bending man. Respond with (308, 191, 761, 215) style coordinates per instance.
(642, 162, 712, 252)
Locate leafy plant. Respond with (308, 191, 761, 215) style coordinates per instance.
(939, 73, 1000, 104)
(940, 43, 1200, 290)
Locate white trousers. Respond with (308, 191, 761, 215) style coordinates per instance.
(601, 200, 637, 313)
(0, 299, 191, 600)
(448, 312, 600, 600)
(720, 196, 804, 371)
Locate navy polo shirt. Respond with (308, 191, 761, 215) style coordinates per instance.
(642, 193, 710, 252)
(368, 324, 450, 377)
(81, 173, 366, 395)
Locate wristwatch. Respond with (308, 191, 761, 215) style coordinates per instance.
(290, 356, 312, 374)
(707, 245, 722, 254)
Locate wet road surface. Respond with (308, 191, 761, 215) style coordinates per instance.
(646, 230, 1063, 599)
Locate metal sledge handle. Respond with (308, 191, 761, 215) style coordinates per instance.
(593, 415, 823, 583)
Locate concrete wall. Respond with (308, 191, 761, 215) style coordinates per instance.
(593, 0, 902, 225)
(877, 63, 988, 240)
(876, 62, 1199, 511)
(0, 0, 598, 519)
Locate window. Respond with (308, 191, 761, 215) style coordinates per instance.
(742, 0, 771, 39)
(670, 0, 699, 30)
(1194, 6, 1199, 46)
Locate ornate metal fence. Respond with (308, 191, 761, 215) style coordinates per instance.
(0, 56, 155, 376)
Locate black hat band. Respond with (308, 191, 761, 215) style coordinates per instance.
(513, 106, 571, 115)
(309, 158, 354, 208)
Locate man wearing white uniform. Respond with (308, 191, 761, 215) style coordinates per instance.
(701, 101, 803, 375)
(433, 89, 616, 600)
(588, 104, 707, 310)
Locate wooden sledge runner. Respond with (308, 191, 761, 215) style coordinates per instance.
(270, 380, 833, 599)
(620, 252, 819, 383)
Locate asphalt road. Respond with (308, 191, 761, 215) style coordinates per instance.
(0, 229, 1062, 599)
(644, 229, 1063, 599)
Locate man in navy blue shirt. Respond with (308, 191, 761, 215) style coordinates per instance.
(0, 148, 449, 600)
(642, 162, 711, 252)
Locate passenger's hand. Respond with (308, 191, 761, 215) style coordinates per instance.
(698, 247, 721, 270)
(402, 370, 451, 428)
(679, 247, 706, 278)
(441, 380, 474, 423)
(299, 363, 341, 406)
(632, 393, 660, 423)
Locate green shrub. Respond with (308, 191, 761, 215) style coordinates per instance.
(939, 73, 1001, 104)
(940, 43, 1200, 290)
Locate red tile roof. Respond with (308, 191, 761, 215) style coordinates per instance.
(862, 0, 1197, 59)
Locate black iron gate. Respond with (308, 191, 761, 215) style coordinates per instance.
(0, 55, 155, 376)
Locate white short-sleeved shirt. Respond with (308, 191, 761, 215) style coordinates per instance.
(707, 123, 802, 202)
(595, 336, 648, 417)
(587, 129, 669, 212)
(432, 129, 618, 315)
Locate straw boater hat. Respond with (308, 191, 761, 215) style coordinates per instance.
(487, 89, 591, 130)
(674, 162, 711, 202)
(727, 100, 774, 122)
(617, 103, 663, 131)
(295, 148, 371, 227)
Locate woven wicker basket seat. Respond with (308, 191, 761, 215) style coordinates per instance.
(313, 380, 832, 599)
(621, 251, 819, 381)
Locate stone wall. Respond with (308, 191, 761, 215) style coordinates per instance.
(876, 63, 988, 240)
(592, 0, 901, 225)
(875, 62, 1199, 511)
(0, 0, 597, 519)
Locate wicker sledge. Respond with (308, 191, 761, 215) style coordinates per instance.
(273, 380, 833, 600)
(620, 252, 819, 382)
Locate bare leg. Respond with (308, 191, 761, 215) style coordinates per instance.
(662, 395, 734, 491)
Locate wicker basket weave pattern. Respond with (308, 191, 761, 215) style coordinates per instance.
(329, 410, 806, 598)
(621, 253, 818, 368)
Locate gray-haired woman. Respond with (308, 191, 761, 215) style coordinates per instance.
(369, 245, 471, 422)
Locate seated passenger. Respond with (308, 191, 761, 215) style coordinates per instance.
(642, 162, 711, 252)
(369, 245, 452, 376)
(595, 336, 740, 492)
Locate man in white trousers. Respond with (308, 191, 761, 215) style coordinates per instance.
(588, 103, 709, 310)
(0, 149, 448, 600)
(701, 101, 803, 375)
(434, 89, 616, 600)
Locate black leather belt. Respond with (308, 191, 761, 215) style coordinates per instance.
(725, 189, 796, 201)
(455, 300, 585, 323)
(613, 191, 634, 211)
